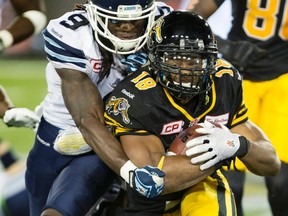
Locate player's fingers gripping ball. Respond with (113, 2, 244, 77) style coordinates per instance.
(186, 120, 250, 170)
(168, 122, 208, 155)
(131, 166, 165, 198)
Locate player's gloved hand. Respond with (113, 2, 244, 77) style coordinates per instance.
(186, 120, 250, 170)
(3, 107, 40, 128)
(54, 127, 92, 155)
(131, 166, 165, 198)
(120, 161, 165, 198)
(121, 52, 148, 74)
(215, 35, 267, 72)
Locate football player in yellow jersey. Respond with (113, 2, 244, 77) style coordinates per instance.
(104, 11, 280, 216)
(189, 0, 288, 215)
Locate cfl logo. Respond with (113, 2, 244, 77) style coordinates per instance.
(160, 120, 184, 135)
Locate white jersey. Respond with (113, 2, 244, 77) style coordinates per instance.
(42, 2, 172, 129)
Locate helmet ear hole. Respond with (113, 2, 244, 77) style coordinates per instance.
(86, 0, 156, 54)
(148, 11, 218, 99)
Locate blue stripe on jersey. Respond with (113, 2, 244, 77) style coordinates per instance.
(43, 29, 86, 69)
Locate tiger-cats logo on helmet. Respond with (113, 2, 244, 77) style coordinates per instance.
(148, 16, 164, 49)
(106, 96, 130, 124)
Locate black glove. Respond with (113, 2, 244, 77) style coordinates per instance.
(129, 166, 165, 198)
(215, 35, 267, 72)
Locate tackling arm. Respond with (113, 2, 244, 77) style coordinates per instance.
(56, 68, 169, 198)
(120, 134, 216, 195)
(56, 68, 129, 175)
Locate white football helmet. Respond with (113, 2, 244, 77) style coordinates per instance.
(86, 0, 156, 54)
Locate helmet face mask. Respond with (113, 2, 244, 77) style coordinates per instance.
(148, 11, 218, 100)
(86, 0, 156, 54)
(158, 53, 211, 99)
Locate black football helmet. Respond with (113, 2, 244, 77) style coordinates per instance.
(148, 11, 218, 100)
(86, 0, 156, 54)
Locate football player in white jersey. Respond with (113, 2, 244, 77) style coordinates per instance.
(25, 1, 173, 216)
(0, 0, 46, 52)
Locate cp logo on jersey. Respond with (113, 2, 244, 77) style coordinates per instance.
(106, 96, 130, 124)
(160, 120, 184, 135)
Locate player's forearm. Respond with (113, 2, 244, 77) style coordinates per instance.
(231, 121, 281, 176)
(58, 69, 128, 174)
(79, 117, 129, 174)
(241, 139, 280, 176)
(162, 156, 214, 194)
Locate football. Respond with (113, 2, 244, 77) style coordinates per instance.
(169, 124, 204, 155)
(168, 122, 222, 155)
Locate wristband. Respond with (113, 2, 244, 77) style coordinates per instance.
(120, 160, 137, 183)
(22, 10, 47, 34)
(237, 136, 250, 158)
(0, 30, 13, 50)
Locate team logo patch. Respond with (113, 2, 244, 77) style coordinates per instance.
(106, 96, 130, 124)
(160, 120, 184, 135)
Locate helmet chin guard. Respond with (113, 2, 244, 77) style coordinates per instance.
(86, 0, 156, 54)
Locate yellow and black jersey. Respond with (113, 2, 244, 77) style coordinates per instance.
(104, 58, 248, 152)
(104, 58, 243, 215)
(215, 0, 288, 81)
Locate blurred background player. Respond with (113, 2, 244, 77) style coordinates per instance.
(0, 0, 47, 53)
(0, 85, 40, 216)
(189, 0, 288, 216)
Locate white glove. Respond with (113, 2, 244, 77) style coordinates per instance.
(3, 107, 40, 129)
(54, 127, 92, 155)
(186, 121, 249, 170)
